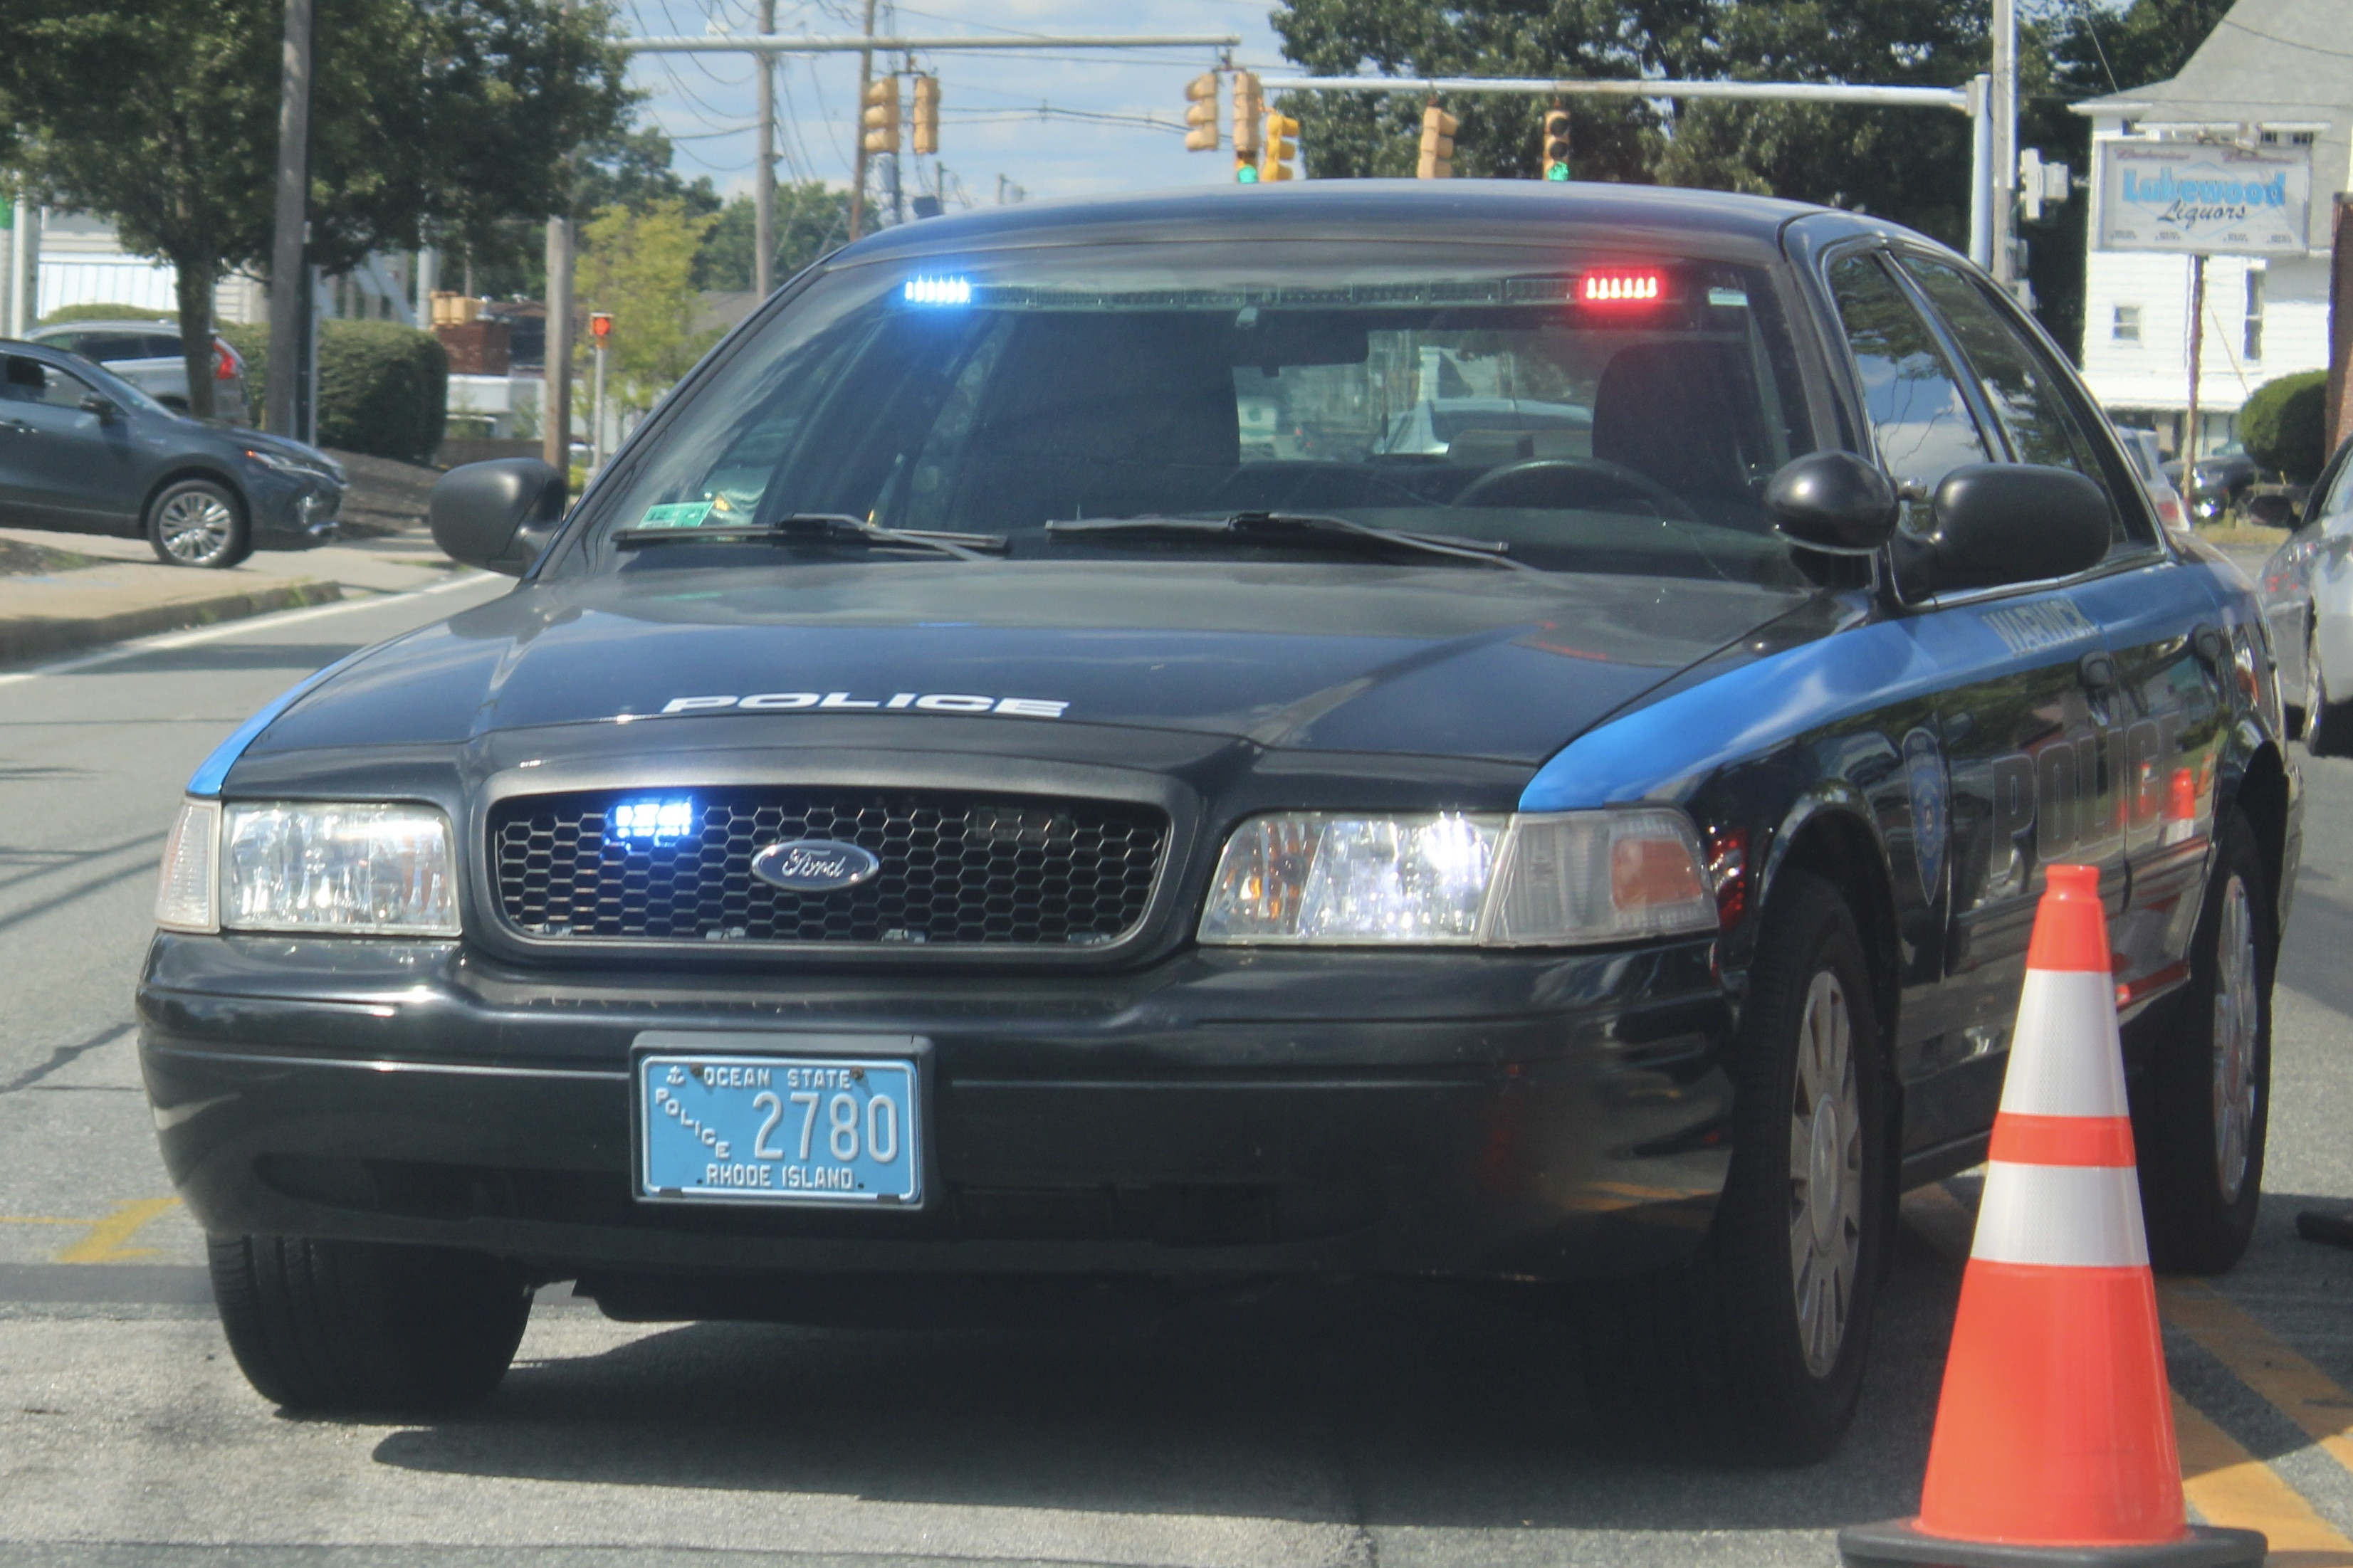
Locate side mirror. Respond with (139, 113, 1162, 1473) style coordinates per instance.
(1897, 463, 2111, 597)
(1766, 451, 1898, 554)
(78, 393, 119, 422)
(430, 458, 567, 576)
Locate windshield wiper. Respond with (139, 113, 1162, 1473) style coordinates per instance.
(614, 512, 1006, 561)
(1043, 511, 1532, 572)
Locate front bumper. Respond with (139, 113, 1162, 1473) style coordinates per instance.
(137, 933, 1736, 1285)
(245, 469, 342, 544)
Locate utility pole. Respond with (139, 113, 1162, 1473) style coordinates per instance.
(6, 184, 34, 339)
(266, 0, 312, 437)
(847, 0, 879, 241)
(2328, 194, 2352, 458)
(1989, 0, 2018, 292)
(544, 216, 573, 475)
(753, 0, 775, 295)
(2186, 253, 2207, 465)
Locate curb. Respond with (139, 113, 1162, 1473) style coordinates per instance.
(0, 579, 345, 666)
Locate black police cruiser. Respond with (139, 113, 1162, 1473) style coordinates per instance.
(139, 182, 2297, 1459)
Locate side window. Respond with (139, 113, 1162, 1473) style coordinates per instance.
(2325, 452, 2353, 522)
(1897, 255, 2147, 549)
(1, 357, 91, 410)
(1827, 252, 1992, 515)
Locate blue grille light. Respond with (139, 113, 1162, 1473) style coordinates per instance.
(902, 275, 972, 306)
(611, 796, 698, 843)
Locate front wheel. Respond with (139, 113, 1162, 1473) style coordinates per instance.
(209, 1236, 531, 1413)
(2134, 812, 2275, 1274)
(147, 478, 251, 569)
(1574, 870, 1887, 1462)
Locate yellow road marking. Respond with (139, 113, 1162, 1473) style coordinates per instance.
(53, 1197, 179, 1263)
(2164, 1283, 2353, 1487)
(2174, 1392, 2353, 1564)
(0, 1216, 82, 1225)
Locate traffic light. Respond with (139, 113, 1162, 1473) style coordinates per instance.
(588, 311, 613, 343)
(1542, 109, 1572, 181)
(911, 75, 939, 156)
(1184, 72, 1219, 152)
(1417, 104, 1457, 179)
(1262, 112, 1299, 180)
(861, 75, 899, 154)
(1232, 71, 1262, 182)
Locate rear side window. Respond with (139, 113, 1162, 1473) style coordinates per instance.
(71, 333, 152, 363)
(1827, 251, 1991, 508)
(142, 335, 186, 359)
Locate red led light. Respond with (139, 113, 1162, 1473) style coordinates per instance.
(1581, 270, 1665, 305)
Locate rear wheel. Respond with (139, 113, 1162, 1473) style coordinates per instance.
(209, 1235, 531, 1413)
(2134, 811, 2274, 1274)
(2305, 631, 2353, 757)
(146, 478, 251, 569)
(1574, 871, 1887, 1463)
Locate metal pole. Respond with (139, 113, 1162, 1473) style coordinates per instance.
(543, 216, 573, 474)
(304, 263, 323, 446)
(1968, 75, 1994, 269)
(2186, 253, 2207, 468)
(1254, 75, 1967, 108)
(414, 246, 438, 322)
(266, 0, 312, 436)
(1990, 0, 2018, 288)
(6, 186, 33, 338)
(624, 31, 1240, 53)
(591, 341, 606, 473)
(847, 0, 879, 241)
(754, 0, 775, 296)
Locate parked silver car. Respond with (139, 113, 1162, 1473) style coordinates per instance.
(23, 320, 249, 423)
(2258, 434, 2353, 754)
(2117, 426, 2189, 532)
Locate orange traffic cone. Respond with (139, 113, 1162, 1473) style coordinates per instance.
(1840, 865, 2265, 1568)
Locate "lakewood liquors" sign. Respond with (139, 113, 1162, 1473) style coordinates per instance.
(2096, 140, 2313, 255)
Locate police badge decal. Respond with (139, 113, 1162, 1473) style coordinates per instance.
(1904, 727, 1950, 903)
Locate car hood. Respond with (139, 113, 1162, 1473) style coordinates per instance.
(243, 560, 1816, 768)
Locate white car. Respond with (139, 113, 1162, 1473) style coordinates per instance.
(2116, 427, 2188, 532)
(25, 320, 250, 424)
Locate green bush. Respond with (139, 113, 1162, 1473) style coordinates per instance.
(2241, 371, 2329, 484)
(38, 302, 175, 325)
(216, 320, 447, 463)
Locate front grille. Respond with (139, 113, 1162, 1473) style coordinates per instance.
(490, 788, 1168, 947)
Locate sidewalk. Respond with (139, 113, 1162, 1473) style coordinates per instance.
(0, 522, 475, 667)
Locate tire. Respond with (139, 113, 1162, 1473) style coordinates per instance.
(208, 1235, 531, 1413)
(1573, 870, 1888, 1463)
(2133, 811, 2275, 1275)
(146, 478, 251, 569)
(2305, 631, 2353, 757)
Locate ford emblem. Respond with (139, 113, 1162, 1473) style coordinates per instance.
(750, 839, 881, 893)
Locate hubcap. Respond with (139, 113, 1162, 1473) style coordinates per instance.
(2212, 874, 2260, 1204)
(1788, 969, 1863, 1379)
(159, 490, 234, 564)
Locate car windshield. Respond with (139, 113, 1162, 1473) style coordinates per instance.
(583, 241, 1815, 585)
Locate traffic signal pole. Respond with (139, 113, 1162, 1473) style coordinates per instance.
(753, 0, 775, 294)
(847, 0, 878, 241)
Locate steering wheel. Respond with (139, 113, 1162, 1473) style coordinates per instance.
(1452, 458, 1701, 522)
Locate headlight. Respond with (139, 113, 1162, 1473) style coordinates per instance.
(1198, 808, 1716, 947)
(243, 446, 334, 482)
(154, 799, 458, 935)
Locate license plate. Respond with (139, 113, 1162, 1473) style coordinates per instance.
(635, 1050, 923, 1206)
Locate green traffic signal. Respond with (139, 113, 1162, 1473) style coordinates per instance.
(1236, 164, 1259, 184)
(1544, 162, 1571, 181)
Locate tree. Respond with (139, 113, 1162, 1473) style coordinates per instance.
(696, 184, 851, 293)
(575, 196, 720, 421)
(0, 0, 628, 419)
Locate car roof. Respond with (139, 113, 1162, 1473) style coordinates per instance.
(25, 321, 181, 338)
(826, 179, 1863, 269)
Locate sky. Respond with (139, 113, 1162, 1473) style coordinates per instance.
(618, 0, 1295, 214)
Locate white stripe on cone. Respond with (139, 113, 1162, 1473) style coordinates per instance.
(1971, 1162, 2150, 1268)
(1998, 970, 2130, 1119)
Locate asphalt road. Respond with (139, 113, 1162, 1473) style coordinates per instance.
(2, 574, 2352, 1568)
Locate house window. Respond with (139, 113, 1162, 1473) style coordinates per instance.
(2112, 304, 2142, 343)
(2244, 270, 2264, 361)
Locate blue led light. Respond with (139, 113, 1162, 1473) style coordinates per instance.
(902, 275, 972, 306)
(610, 796, 698, 843)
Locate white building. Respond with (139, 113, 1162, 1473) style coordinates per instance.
(4, 209, 416, 331)
(2070, 0, 2349, 459)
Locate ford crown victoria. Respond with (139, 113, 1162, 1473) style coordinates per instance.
(137, 182, 2297, 1460)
